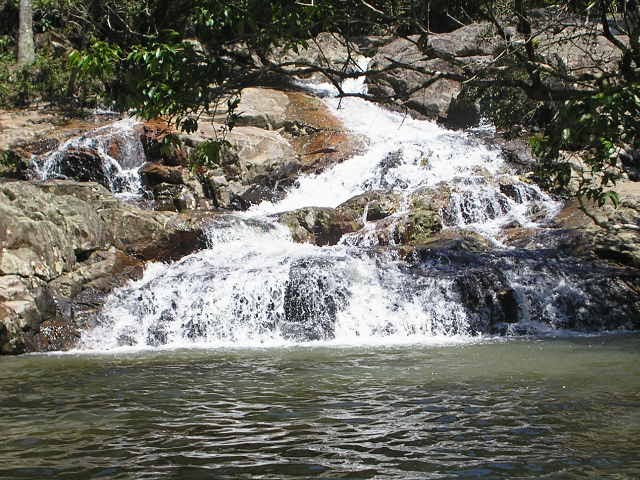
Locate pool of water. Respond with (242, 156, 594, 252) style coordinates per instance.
(1, 334, 639, 479)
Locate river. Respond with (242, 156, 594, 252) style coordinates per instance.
(1, 334, 639, 479)
(11, 58, 638, 479)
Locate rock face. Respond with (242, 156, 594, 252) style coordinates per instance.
(408, 249, 640, 335)
(368, 32, 471, 122)
(42, 147, 116, 188)
(282, 257, 350, 341)
(272, 32, 360, 83)
(366, 21, 623, 126)
(0, 180, 213, 354)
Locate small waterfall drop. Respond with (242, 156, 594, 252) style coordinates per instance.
(34, 118, 147, 200)
(79, 60, 575, 351)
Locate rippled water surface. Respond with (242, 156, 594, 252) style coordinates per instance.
(1, 335, 639, 479)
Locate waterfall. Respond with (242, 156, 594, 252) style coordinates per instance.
(79, 60, 581, 352)
(33, 118, 147, 200)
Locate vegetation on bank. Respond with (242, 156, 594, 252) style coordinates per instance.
(0, 0, 638, 206)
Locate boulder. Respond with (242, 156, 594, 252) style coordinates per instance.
(46, 146, 115, 188)
(281, 257, 350, 341)
(232, 88, 291, 130)
(0, 180, 214, 354)
(183, 124, 302, 189)
(368, 37, 465, 121)
(336, 190, 402, 222)
(227, 126, 301, 185)
(272, 32, 360, 83)
(426, 23, 500, 58)
(140, 162, 185, 186)
(278, 206, 363, 246)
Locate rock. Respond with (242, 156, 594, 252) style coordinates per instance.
(445, 93, 481, 130)
(273, 32, 360, 83)
(151, 183, 201, 212)
(279, 206, 362, 246)
(0, 275, 54, 354)
(336, 191, 402, 222)
(413, 229, 493, 255)
(366, 26, 499, 123)
(547, 188, 640, 269)
(0, 180, 214, 353)
(285, 91, 365, 173)
(400, 187, 447, 244)
(48, 146, 115, 188)
(282, 257, 350, 341)
(0, 108, 115, 155)
(537, 26, 623, 76)
(140, 160, 217, 212)
(410, 248, 640, 334)
(369, 37, 465, 121)
(494, 137, 537, 170)
(140, 119, 189, 166)
(227, 126, 301, 185)
(231, 88, 290, 130)
(426, 23, 499, 58)
(454, 269, 521, 334)
(183, 124, 301, 190)
(140, 162, 185, 186)
(620, 149, 640, 181)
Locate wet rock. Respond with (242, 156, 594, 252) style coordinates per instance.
(413, 249, 640, 334)
(282, 257, 350, 341)
(413, 229, 493, 255)
(50, 146, 115, 188)
(337, 191, 402, 222)
(279, 206, 363, 246)
(400, 187, 447, 244)
(454, 269, 520, 334)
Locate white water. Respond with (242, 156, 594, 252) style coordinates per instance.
(34, 118, 146, 200)
(79, 60, 564, 351)
(255, 58, 560, 241)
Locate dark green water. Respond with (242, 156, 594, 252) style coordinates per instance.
(1, 335, 639, 480)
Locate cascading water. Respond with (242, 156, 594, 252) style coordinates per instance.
(79, 59, 571, 351)
(33, 118, 147, 200)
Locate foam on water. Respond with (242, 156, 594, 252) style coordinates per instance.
(34, 118, 147, 200)
(254, 57, 560, 242)
(79, 59, 566, 351)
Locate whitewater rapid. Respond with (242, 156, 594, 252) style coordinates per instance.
(78, 59, 564, 351)
(34, 118, 147, 201)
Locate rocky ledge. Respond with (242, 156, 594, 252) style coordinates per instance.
(0, 180, 215, 354)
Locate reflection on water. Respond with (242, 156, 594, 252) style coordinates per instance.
(1, 335, 639, 479)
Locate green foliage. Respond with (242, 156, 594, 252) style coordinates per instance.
(190, 139, 232, 172)
(0, 149, 25, 177)
(469, 85, 554, 137)
(533, 83, 640, 205)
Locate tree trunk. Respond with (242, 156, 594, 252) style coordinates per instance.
(17, 0, 35, 66)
